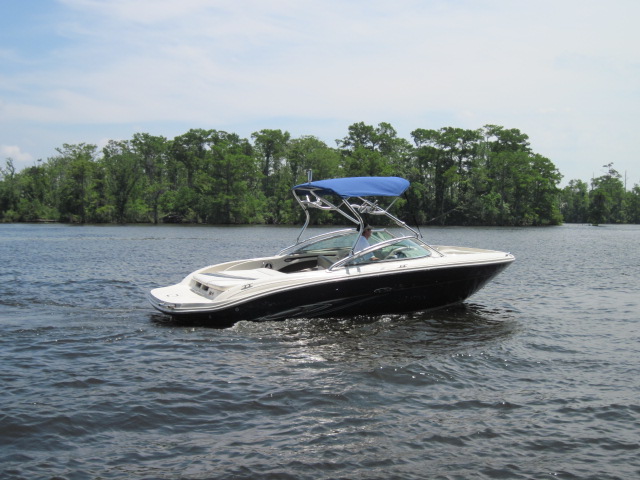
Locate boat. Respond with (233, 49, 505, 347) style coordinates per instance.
(148, 176, 514, 325)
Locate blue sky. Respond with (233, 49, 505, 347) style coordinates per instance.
(1, 0, 639, 187)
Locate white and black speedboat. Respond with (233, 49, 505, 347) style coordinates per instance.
(148, 176, 514, 325)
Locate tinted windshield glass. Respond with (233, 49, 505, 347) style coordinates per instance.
(291, 232, 358, 254)
(379, 238, 431, 259)
(291, 229, 397, 255)
(345, 237, 431, 265)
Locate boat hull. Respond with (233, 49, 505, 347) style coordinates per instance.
(149, 258, 512, 326)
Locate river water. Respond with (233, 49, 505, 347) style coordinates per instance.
(0, 223, 638, 480)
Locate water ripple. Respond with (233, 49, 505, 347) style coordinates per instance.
(1, 224, 639, 479)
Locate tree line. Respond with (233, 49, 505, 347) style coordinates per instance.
(1, 122, 639, 226)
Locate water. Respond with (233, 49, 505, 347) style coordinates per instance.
(1, 223, 638, 480)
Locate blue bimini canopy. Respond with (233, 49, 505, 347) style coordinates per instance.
(293, 176, 410, 198)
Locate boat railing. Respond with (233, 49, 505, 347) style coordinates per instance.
(290, 178, 423, 257)
(348, 197, 400, 216)
(294, 193, 421, 240)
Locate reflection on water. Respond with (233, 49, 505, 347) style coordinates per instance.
(152, 302, 518, 349)
(226, 303, 520, 365)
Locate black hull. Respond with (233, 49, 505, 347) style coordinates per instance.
(157, 260, 511, 327)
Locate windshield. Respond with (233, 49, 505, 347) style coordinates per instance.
(343, 237, 432, 266)
(289, 229, 397, 256)
(289, 231, 357, 255)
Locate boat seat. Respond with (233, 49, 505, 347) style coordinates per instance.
(317, 255, 335, 270)
(197, 268, 285, 281)
(193, 268, 285, 290)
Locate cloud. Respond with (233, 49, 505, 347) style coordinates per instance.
(1, 145, 34, 170)
(1, 0, 639, 184)
(45, 1, 635, 122)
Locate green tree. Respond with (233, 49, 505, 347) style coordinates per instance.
(286, 136, 340, 184)
(15, 161, 56, 220)
(625, 185, 640, 223)
(411, 127, 483, 224)
(0, 159, 17, 219)
(527, 154, 563, 225)
(560, 179, 589, 223)
(411, 128, 452, 223)
(101, 140, 144, 223)
(476, 126, 560, 225)
(132, 133, 169, 224)
(192, 131, 262, 223)
(0, 123, 574, 227)
(589, 163, 626, 224)
(252, 129, 290, 192)
(483, 124, 531, 154)
(48, 143, 98, 223)
(252, 129, 291, 223)
(589, 190, 608, 225)
(171, 129, 211, 188)
(337, 122, 405, 177)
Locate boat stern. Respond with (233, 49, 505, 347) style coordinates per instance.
(148, 284, 216, 315)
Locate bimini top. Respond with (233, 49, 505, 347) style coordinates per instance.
(293, 176, 410, 198)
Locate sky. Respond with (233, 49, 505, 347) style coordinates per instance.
(1, 0, 639, 187)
